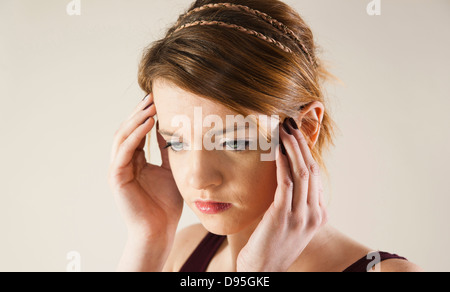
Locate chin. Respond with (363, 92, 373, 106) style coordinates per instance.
(200, 218, 240, 236)
(196, 212, 257, 236)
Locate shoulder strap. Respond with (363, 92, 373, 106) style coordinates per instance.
(179, 232, 227, 272)
(343, 251, 408, 272)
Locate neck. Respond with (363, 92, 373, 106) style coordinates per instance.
(225, 216, 262, 271)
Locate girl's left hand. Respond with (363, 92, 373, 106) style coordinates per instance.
(236, 118, 328, 272)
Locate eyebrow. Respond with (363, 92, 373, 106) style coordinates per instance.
(158, 124, 251, 138)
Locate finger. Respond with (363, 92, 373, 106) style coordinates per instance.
(318, 176, 325, 207)
(113, 117, 155, 169)
(280, 122, 309, 211)
(113, 97, 154, 147)
(286, 119, 321, 207)
(132, 142, 148, 173)
(112, 102, 156, 162)
(127, 93, 154, 120)
(273, 143, 294, 211)
(137, 134, 146, 151)
(109, 94, 153, 165)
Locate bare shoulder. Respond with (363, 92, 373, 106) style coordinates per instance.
(163, 224, 208, 272)
(372, 259, 424, 272)
(332, 231, 424, 272)
(292, 226, 424, 272)
(328, 228, 424, 272)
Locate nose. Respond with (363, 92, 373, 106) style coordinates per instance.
(187, 149, 223, 191)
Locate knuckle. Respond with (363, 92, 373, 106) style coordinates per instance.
(290, 211, 307, 228)
(295, 167, 310, 180)
(309, 162, 320, 176)
(309, 209, 322, 228)
(290, 217, 301, 229)
(281, 177, 294, 189)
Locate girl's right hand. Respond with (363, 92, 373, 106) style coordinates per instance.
(107, 93, 183, 242)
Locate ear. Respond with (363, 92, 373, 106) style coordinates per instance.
(295, 101, 324, 147)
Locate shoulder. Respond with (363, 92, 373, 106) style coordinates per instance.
(163, 224, 208, 272)
(331, 226, 424, 272)
(292, 226, 424, 272)
(372, 258, 424, 272)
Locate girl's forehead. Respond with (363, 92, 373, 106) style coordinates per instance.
(153, 78, 280, 140)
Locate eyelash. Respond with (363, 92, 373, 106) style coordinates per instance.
(163, 141, 251, 153)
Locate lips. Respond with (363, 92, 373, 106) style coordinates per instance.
(195, 200, 232, 215)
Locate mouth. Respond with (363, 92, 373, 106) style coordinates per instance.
(194, 200, 232, 215)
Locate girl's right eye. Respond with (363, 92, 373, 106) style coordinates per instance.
(164, 142, 184, 152)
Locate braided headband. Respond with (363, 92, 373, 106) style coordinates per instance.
(173, 20, 293, 54)
(168, 2, 316, 66)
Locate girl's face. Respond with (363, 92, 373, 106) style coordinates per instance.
(153, 79, 278, 235)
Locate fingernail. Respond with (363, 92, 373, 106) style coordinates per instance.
(280, 141, 287, 155)
(143, 102, 154, 111)
(282, 118, 292, 135)
(142, 94, 150, 101)
(289, 118, 299, 130)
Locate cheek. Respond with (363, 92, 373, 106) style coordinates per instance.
(235, 160, 278, 209)
(168, 151, 278, 209)
(166, 154, 188, 195)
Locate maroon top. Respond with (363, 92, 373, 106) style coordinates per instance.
(179, 232, 408, 272)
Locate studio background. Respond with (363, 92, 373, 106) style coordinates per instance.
(1, 0, 449, 272)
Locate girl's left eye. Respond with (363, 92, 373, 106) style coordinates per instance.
(223, 140, 250, 151)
